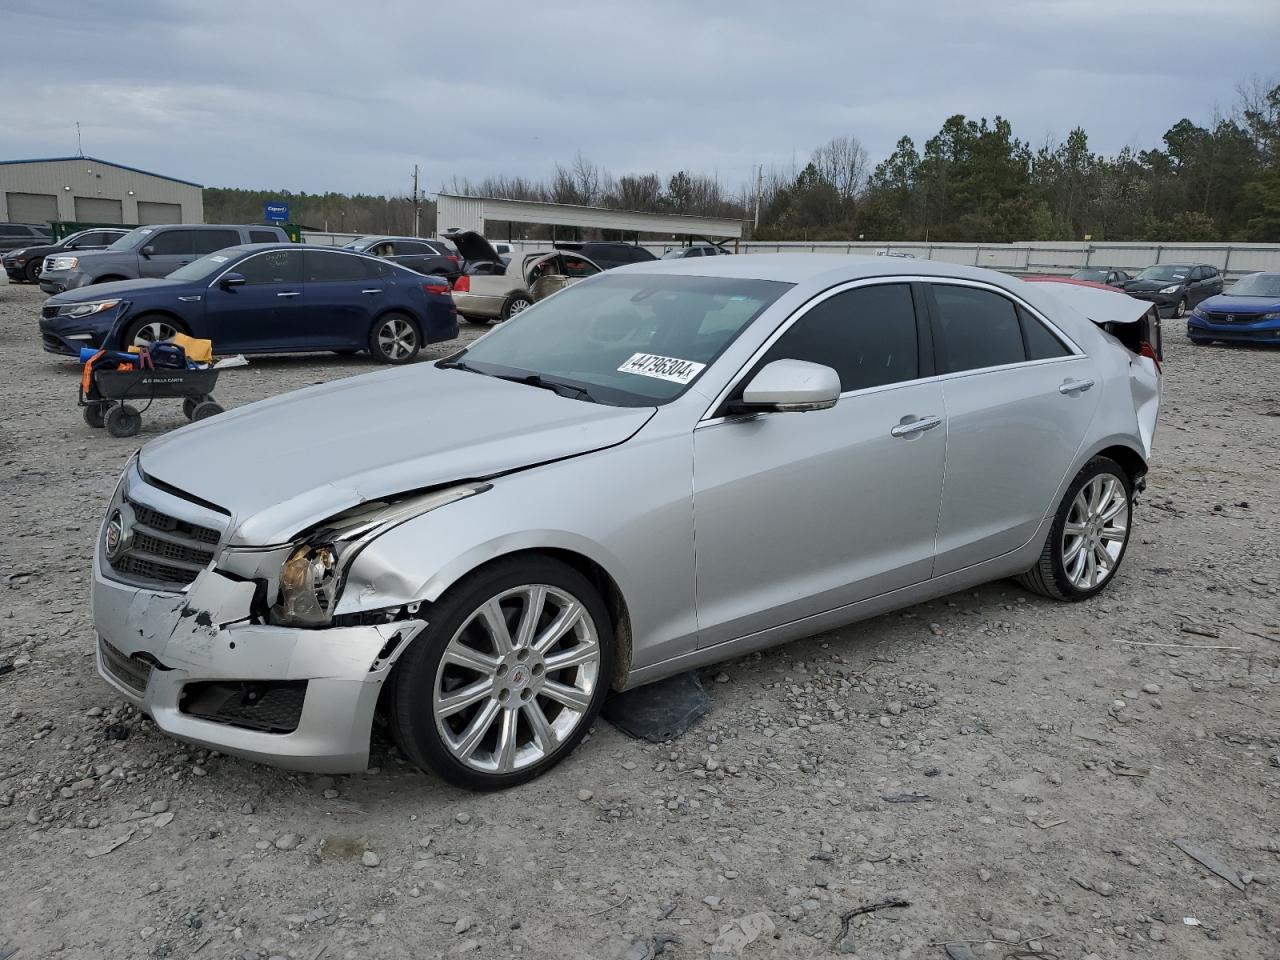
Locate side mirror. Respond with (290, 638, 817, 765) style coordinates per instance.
(730, 359, 840, 414)
(219, 273, 247, 289)
(140, 245, 155, 258)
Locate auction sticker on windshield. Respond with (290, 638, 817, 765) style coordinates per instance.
(618, 353, 706, 384)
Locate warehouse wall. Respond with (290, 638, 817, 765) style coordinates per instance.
(0, 158, 203, 225)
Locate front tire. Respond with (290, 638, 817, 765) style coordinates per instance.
(1173, 297, 1188, 319)
(388, 557, 614, 791)
(123, 315, 183, 349)
(104, 403, 142, 438)
(25, 260, 41, 283)
(369, 313, 420, 364)
(1017, 456, 1133, 601)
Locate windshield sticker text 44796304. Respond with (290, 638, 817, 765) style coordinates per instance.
(617, 353, 706, 385)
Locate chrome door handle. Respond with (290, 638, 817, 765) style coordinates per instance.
(276, 291, 301, 298)
(361, 288, 383, 295)
(890, 415, 942, 438)
(1059, 378, 1095, 394)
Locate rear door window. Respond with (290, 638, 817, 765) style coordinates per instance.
(759, 283, 920, 392)
(195, 230, 241, 254)
(929, 284, 1026, 373)
(1018, 306, 1072, 360)
(305, 250, 370, 282)
(249, 229, 281, 244)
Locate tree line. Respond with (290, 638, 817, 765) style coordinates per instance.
(205, 77, 1279, 244)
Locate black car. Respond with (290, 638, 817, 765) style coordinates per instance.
(342, 235, 461, 280)
(1070, 267, 1131, 288)
(0, 222, 52, 255)
(551, 241, 656, 270)
(3, 227, 129, 284)
(1123, 263, 1223, 318)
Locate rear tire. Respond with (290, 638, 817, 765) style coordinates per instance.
(1017, 456, 1133, 602)
(388, 556, 614, 791)
(83, 403, 106, 428)
(104, 403, 142, 438)
(369, 312, 421, 364)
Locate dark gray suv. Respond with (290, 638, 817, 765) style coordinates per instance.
(39, 223, 290, 294)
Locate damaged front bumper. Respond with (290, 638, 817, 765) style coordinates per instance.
(92, 552, 424, 773)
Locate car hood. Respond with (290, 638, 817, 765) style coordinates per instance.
(47, 278, 179, 303)
(1197, 294, 1280, 314)
(139, 365, 656, 546)
(445, 231, 503, 264)
(1124, 278, 1186, 292)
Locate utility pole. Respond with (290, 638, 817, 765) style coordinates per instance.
(412, 164, 421, 237)
(753, 164, 762, 233)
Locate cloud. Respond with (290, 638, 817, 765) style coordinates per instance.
(2, 0, 1277, 198)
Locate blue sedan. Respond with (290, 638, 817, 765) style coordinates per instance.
(1187, 272, 1280, 346)
(38, 244, 459, 364)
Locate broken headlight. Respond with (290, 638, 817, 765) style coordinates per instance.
(269, 482, 490, 628)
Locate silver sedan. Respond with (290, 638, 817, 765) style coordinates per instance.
(91, 255, 1161, 790)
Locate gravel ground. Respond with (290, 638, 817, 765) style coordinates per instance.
(0, 277, 1277, 960)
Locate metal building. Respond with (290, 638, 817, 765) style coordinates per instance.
(436, 193, 743, 243)
(0, 156, 203, 227)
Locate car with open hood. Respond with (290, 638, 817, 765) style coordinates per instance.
(1122, 263, 1222, 317)
(1186, 271, 1280, 346)
(447, 231, 603, 324)
(91, 254, 1160, 791)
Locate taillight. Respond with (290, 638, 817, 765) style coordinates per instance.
(1138, 341, 1161, 374)
(453, 275, 470, 293)
(422, 280, 450, 296)
(447, 254, 459, 263)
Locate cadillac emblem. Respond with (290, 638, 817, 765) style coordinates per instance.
(105, 510, 125, 559)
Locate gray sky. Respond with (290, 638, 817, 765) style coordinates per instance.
(3, 0, 1277, 198)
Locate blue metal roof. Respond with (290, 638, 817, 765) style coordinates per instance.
(0, 156, 203, 189)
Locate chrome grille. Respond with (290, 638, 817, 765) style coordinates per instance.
(129, 500, 220, 544)
(105, 494, 226, 589)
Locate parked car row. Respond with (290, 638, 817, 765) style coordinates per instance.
(1069, 263, 1223, 317)
(0, 221, 52, 253)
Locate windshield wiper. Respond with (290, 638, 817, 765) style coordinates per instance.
(494, 372, 596, 402)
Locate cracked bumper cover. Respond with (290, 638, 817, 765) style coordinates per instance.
(92, 553, 424, 773)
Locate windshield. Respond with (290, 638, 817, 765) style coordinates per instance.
(165, 247, 248, 282)
(1226, 273, 1280, 298)
(445, 273, 791, 406)
(1071, 269, 1108, 282)
(1135, 265, 1189, 282)
(107, 226, 156, 251)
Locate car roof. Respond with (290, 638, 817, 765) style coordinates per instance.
(616, 252, 1025, 285)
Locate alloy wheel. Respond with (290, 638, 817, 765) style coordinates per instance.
(377, 317, 417, 361)
(508, 298, 532, 317)
(1061, 473, 1129, 590)
(432, 584, 600, 775)
(132, 320, 178, 346)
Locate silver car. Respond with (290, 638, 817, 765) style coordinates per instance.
(91, 256, 1161, 790)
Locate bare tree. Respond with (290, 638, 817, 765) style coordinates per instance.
(811, 135, 869, 200)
